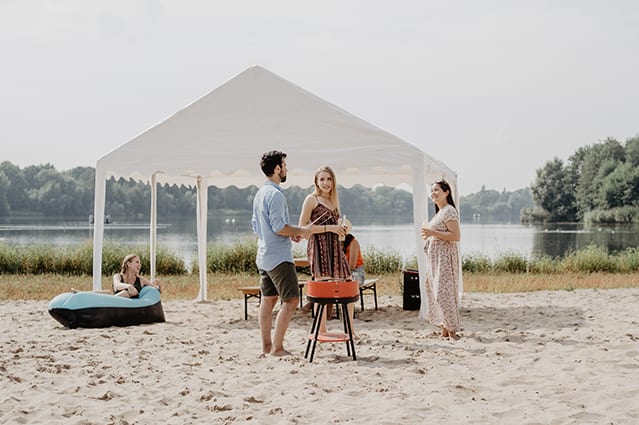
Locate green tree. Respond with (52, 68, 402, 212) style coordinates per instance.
(158, 184, 196, 216)
(339, 184, 373, 217)
(624, 135, 639, 167)
(221, 186, 243, 210)
(574, 138, 624, 215)
(0, 171, 10, 215)
(598, 162, 639, 208)
(592, 158, 623, 209)
(64, 167, 95, 215)
(30, 168, 79, 215)
(459, 186, 532, 223)
(507, 188, 534, 216)
(531, 158, 577, 221)
(283, 185, 310, 215)
(0, 161, 27, 210)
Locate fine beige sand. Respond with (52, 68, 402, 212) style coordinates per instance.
(2, 288, 638, 424)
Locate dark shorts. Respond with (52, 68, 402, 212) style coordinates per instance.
(259, 262, 299, 302)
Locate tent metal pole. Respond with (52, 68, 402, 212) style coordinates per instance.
(92, 167, 107, 291)
(411, 155, 429, 319)
(150, 173, 158, 281)
(195, 177, 209, 301)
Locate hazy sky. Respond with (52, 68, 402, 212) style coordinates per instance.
(1, 1, 637, 195)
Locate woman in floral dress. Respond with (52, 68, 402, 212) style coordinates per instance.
(420, 180, 462, 340)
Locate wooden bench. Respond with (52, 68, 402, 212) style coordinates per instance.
(239, 282, 306, 320)
(238, 286, 261, 320)
(359, 279, 379, 311)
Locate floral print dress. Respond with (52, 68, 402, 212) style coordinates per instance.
(423, 204, 461, 331)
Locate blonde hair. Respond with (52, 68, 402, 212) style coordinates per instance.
(120, 254, 139, 275)
(313, 165, 340, 215)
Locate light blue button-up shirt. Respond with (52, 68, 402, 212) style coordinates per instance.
(251, 181, 293, 271)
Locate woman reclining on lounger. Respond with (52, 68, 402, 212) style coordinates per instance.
(113, 254, 161, 298)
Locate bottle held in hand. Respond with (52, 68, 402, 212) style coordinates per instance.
(338, 215, 346, 242)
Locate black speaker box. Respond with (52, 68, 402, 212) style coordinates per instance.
(402, 269, 420, 310)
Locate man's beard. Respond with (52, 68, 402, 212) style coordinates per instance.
(280, 171, 287, 183)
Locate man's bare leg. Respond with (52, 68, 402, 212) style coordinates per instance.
(259, 295, 278, 355)
(271, 297, 297, 356)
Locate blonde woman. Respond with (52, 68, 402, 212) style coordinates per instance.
(299, 165, 353, 333)
(113, 254, 161, 298)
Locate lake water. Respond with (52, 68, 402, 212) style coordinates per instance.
(2, 215, 638, 266)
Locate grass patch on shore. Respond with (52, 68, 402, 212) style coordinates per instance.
(462, 272, 639, 292)
(2, 241, 639, 301)
(4, 241, 639, 276)
(2, 271, 638, 301)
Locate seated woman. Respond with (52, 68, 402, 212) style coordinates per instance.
(324, 233, 364, 326)
(344, 234, 365, 286)
(113, 254, 161, 298)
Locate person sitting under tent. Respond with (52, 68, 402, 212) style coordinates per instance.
(113, 254, 161, 298)
(344, 233, 365, 286)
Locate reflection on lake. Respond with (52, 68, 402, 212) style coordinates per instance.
(1, 215, 638, 265)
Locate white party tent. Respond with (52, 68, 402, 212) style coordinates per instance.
(92, 66, 458, 307)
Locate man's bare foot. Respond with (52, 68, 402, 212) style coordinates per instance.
(270, 349, 293, 357)
(441, 327, 449, 338)
(449, 331, 460, 340)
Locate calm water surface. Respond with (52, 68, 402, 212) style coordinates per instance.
(2, 215, 638, 266)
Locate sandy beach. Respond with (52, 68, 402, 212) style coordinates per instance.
(2, 288, 638, 424)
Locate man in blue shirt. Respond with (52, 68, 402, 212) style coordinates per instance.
(252, 150, 311, 356)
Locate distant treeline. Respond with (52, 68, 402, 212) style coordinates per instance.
(458, 187, 533, 223)
(526, 135, 639, 224)
(0, 160, 533, 223)
(5, 137, 639, 225)
(0, 162, 414, 220)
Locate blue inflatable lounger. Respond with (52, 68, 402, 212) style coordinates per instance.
(48, 286, 165, 328)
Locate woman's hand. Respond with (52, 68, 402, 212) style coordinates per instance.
(421, 221, 461, 242)
(127, 285, 138, 297)
(328, 224, 347, 238)
(150, 279, 162, 293)
(420, 226, 433, 240)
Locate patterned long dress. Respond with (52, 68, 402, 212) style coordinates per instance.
(307, 202, 351, 281)
(423, 204, 461, 331)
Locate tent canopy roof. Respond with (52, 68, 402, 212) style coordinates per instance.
(97, 66, 455, 189)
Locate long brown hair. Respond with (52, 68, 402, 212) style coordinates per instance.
(433, 180, 456, 213)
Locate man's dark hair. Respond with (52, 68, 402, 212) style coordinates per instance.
(260, 150, 287, 176)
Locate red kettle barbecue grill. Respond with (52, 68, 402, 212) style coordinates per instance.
(304, 280, 359, 362)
